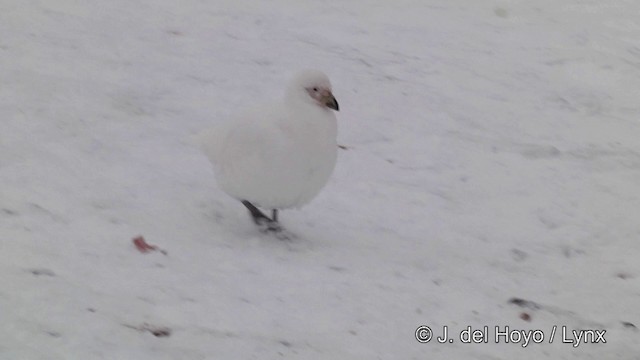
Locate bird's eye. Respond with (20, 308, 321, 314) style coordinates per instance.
(312, 87, 318, 92)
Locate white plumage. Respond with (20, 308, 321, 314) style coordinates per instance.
(197, 70, 339, 221)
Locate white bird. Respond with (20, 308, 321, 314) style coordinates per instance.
(197, 69, 339, 236)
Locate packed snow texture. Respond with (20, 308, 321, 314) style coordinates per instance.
(2, 1, 640, 359)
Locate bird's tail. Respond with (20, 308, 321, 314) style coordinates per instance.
(191, 127, 223, 164)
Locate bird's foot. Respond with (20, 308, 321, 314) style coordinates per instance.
(255, 218, 294, 240)
(255, 217, 283, 233)
(242, 200, 294, 240)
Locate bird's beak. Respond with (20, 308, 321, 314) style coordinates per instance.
(324, 94, 339, 111)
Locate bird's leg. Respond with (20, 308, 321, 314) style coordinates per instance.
(241, 200, 272, 224)
(241, 200, 282, 232)
(272, 209, 278, 222)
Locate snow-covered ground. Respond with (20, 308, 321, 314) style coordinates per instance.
(2, 0, 640, 358)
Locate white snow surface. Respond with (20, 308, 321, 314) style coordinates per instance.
(2, 1, 640, 359)
(197, 70, 338, 210)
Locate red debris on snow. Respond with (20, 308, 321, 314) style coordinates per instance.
(132, 236, 166, 254)
(520, 312, 531, 322)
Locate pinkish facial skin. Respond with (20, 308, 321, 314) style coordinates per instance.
(306, 86, 339, 111)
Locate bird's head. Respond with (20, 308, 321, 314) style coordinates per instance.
(287, 69, 339, 111)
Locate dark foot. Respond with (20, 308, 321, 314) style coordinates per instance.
(241, 201, 284, 235)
